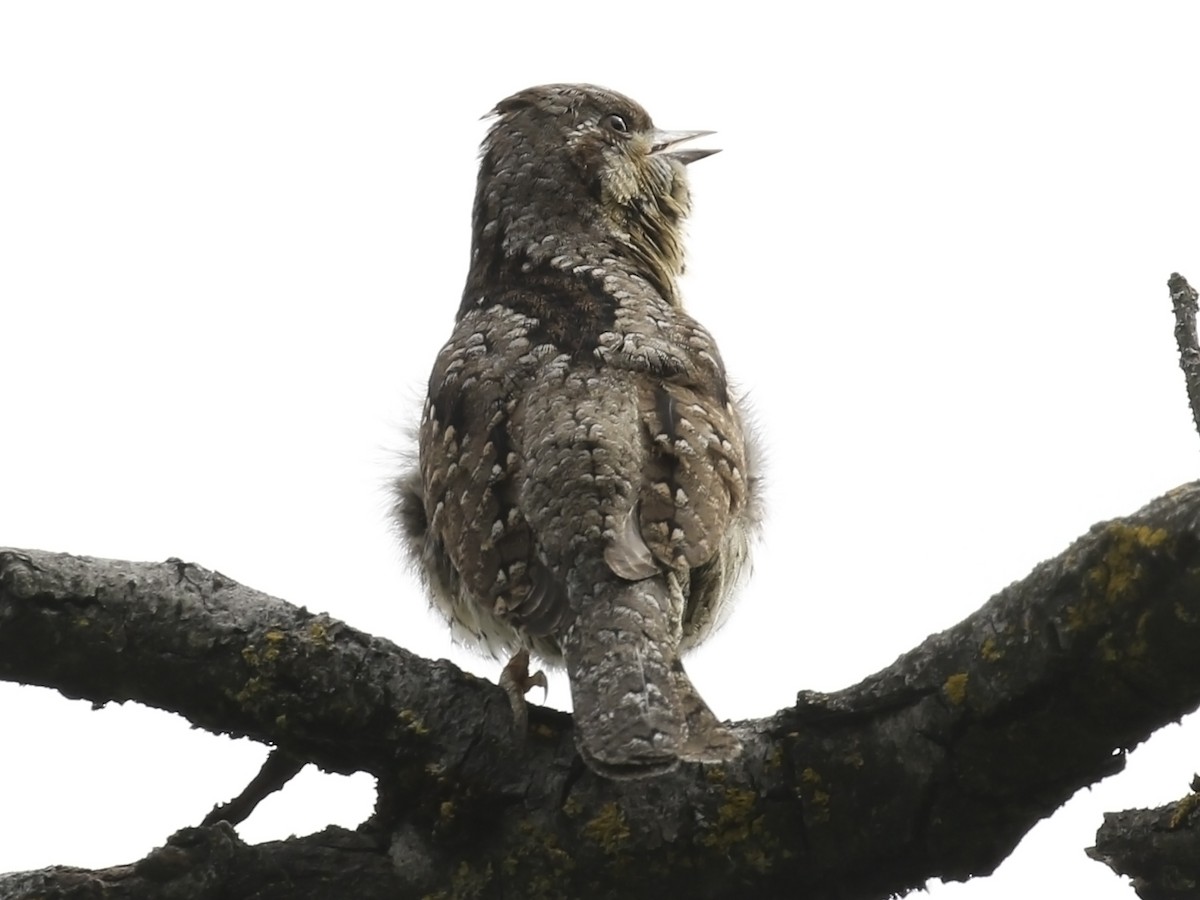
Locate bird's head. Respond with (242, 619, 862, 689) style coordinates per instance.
(474, 83, 718, 303)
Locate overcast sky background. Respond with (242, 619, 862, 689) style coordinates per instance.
(4, 3, 1200, 896)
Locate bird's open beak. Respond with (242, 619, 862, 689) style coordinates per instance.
(649, 129, 720, 165)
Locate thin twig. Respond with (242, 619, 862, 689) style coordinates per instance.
(1169, 272, 1200, 445)
(201, 748, 306, 827)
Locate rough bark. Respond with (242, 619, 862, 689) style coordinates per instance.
(5, 481, 1200, 899)
(1089, 794, 1200, 900)
(1170, 272, 1200, 446)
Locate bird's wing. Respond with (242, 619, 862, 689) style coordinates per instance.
(636, 378, 749, 571)
(420, 309, 566, 640)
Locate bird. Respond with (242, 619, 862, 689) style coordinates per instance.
(394, 83, 759, 779)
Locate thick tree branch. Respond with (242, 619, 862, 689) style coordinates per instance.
(0, 824, 402, 900)
(1075, 271, 1200, 900)
(5, 481, 1200, 898)
(0, 550, 537, 784)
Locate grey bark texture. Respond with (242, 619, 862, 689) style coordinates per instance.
(5, 480, 1200, 898)
(1090, 797, 1200, 900)
(1170, 272, 1200, 446)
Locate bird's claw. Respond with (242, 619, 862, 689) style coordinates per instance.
(500, 649, 547, 741)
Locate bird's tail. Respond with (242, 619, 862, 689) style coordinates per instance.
(561, 575, 741, 779)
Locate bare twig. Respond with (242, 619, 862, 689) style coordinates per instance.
(1169, 273, 1200, 443)
(200, 748, 306, 827)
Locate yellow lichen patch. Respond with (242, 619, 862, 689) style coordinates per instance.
(1129, 610, 1153, 659)
(693, 788, 781, 871)
(421, 860, 492, 900)
(1086, 524, 1171, 605)
(233, 631, 296, 706)
(1098, 607, 1156, 664)
(943, 673, 969, 705)
(498, 820, 576, 899)
(981, 637, 1004, 662)
(308, 621, 330, 646)
(583, 803, 630, 855)
(1132, 525, 1170, 549)
(243, 632, 287, 668)
(699, 788, 758, 848)
(233, 675, 268, 705)
(398, 708, 430, 736)
(1069, 522, 1177, 653)
(797, 768, 831, 823)
(1175, 601, 1200, 624)
(1169, 792, 1200, 830)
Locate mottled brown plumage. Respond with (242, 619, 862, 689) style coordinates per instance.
(395, 84, 759, 778)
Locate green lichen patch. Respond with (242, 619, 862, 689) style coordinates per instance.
(1169, 792, 1200, 830)
(699, 787, 757, 850)
(398, 708, 430, 736)
(1064, 524, 1174, 637)
(422, 859, 493, 900)
(697, 787, 779, 872)
(798, 768, 831, 824)
(582, 802, 630, 855)
(1085, 524, 1171, 606)
(980, 637, 1004, 662)
(498, 820, 576, 900)
(943, 673, 969, 706)
(232, 675, 269, 706)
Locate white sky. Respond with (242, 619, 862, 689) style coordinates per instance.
(3, 3, 1200, 897)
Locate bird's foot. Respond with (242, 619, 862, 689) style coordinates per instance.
(672, 661, 742, 764)
(500, 649, 548, 741)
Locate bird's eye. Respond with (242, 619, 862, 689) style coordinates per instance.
(603, 113, 629, 134)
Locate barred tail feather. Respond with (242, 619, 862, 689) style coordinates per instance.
(561, 576, 739, 779)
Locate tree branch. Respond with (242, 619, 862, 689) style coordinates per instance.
(1170, 272, 1200, 445)
(0, 824, 402, 900)
(5, 480, 1200, 898)
(1089, 789, 1200, 900)
(199, 749, 306, 828)
(1078, 271, 1200, 900)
